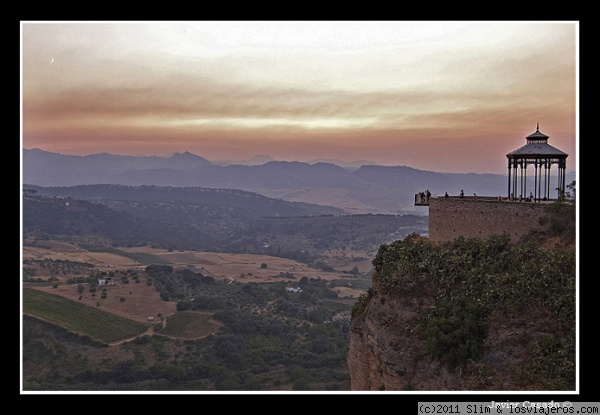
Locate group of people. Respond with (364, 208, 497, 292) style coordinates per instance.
(421, 190, 486, 201)
(418, 189, 432, 203)
(509, 192, 535, 202)
(437, 191, 539, 202)
(444, 190, 465, 198)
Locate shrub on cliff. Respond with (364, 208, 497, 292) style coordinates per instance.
(366, 231, 575, 383)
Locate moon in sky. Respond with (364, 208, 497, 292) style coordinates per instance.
(49, 57, 54, 64)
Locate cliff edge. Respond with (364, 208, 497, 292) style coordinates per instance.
(347, 205, 576, 392)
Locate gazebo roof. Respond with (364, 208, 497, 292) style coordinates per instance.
(526, 128, 549, 140)
(506, 142, 568, 158)
(506, 124, 568, 158)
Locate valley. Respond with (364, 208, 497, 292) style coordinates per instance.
(22, 238, 373, 390)
(23, 240, 370, 325)
(20, 168, 576, 392)
(20, 182, 432, 391)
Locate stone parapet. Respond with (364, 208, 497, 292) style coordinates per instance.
(428, 196, 550, 243)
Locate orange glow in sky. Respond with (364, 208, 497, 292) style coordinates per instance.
(21, 21, 578, 174)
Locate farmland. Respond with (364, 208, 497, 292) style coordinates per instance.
(23, 287, 148, 344)
(158, 311, 221, 339)
(22, 240, 369, 339)
(22, 237, 372, 391)
(22, 248, 362, 390)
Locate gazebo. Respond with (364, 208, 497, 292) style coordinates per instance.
(506, 124, 568, 202)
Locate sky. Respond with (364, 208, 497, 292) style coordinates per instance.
(20, 21, 578, 174)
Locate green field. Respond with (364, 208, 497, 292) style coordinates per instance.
(159, 311, 219, 339)
(23, 287, 148, 343)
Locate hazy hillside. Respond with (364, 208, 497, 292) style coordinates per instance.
(24, 184, 343, 217)
(22, 185, 427, 259)
(23, 185, 343, 251)
(22, 148, 576, 215)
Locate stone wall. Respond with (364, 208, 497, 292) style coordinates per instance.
(428, 196, 549, 243)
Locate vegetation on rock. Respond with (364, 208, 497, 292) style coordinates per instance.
(355, 202, 576, 388)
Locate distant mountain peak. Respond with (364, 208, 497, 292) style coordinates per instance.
(247, 154, 275, 164)
(170, 151, 201, 159)
(306, 158, 380, 169)
(165, 151, 212, 168)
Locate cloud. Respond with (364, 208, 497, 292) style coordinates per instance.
(21, 21, 577, 174)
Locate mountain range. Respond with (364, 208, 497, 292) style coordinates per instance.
(212, 154, 379, 168)
(22, 148, 576, 215)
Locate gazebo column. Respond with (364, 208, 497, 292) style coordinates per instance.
(546, 160, 552, 200)
(559, 158, 566, 198)
(519, 159, 525, 200)
(511, 160, 518, 200)
(533, 159, 540, 202)
(507, 161, 512, 199)
(523, 162, 528, 200)
(537, 161, 543, 201)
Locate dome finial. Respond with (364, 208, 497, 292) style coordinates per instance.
(536, 122, 539, 132)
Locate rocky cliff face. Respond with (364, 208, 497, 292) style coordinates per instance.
(347, 280, 437, 391)
(347, 281, 566, 391)
(346, 232, 576, 391)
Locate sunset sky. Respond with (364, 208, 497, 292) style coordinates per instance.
(20, 21, 578, 174)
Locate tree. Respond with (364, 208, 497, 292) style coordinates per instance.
(260, 263, 268, 269)
(556, 180, 576, 203)
(292, 377, 310, 391)
(567, 180, 576, 201)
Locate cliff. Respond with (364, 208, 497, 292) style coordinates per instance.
(347, 225, 576, 391)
